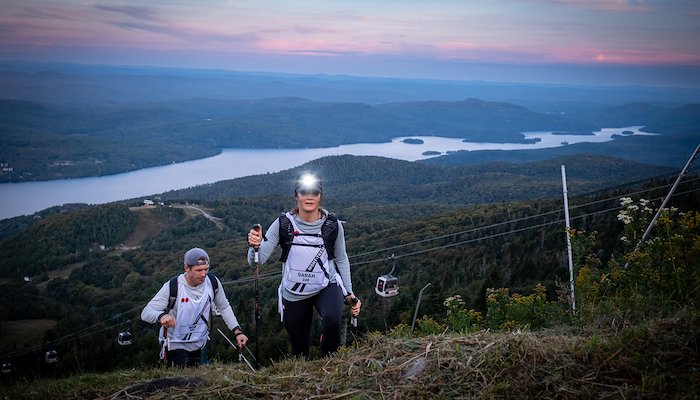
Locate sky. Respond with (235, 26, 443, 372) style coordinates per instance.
(1, 0, 700, 87)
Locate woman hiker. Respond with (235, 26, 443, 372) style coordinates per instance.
(246, 172, 361, 358)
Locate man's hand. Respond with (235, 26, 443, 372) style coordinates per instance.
(234, 331, 249, 349)
(159, 314, 176, 328)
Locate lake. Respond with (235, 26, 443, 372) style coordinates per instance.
(0, 126, 655, 220)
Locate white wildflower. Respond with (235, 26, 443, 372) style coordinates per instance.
(617, 212, 633, 225)
(620, 197, 633, 206)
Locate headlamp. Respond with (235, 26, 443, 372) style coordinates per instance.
(299, 174, 318, 189)
(295, 172, 323, 194)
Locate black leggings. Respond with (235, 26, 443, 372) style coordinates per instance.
(165, 348, 201, 367)
(283, 284, 344, 357)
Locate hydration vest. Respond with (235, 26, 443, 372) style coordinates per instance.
(278, 212, 339, 295)
(166, 274, 220, 313)
(278, 212, 339, 262)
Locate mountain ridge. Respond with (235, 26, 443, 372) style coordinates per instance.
(2, 96, 695, 183)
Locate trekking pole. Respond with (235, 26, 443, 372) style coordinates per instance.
(252, 224, 262, 369)
(217, 328, 255, 372)
(162, 327, 168, 367)
(336, 273, 358, 327)
(349, 297, 359, 327)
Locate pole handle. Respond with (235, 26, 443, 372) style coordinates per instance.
(252, 224, 261, 262)
(348, 297, 359, 327)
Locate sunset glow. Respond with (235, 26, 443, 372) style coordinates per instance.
(0, 0, 699, 86)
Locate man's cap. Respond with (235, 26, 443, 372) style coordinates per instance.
(184, 247, 210, 266)
(294, 172, 323, 194)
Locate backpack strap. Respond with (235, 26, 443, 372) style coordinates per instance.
(278, 213, 294, 262)
(209, 274, 220, 296)
(166, 276, 178, 312)
(322, 213, 339, 261)
(165, 274, 220, 312)
(278, 212, 339, 262)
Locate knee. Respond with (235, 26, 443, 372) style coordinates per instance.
(322, 313, 342, 331)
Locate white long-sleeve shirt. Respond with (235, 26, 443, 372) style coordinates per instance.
(141, 274, 241, 351)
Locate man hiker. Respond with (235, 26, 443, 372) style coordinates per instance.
(141, 247, 248, 367)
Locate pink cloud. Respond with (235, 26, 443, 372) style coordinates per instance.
(551, 46, 700, 65)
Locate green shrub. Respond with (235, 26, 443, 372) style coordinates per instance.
(415, 316, 445, 336)
(574, 198, 700, 323)
(484, 283, 562, 330)
(443, 294, 483, 333)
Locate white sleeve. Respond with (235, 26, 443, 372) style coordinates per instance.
(333, 222, 353, 294)
(141, 281, 171, 324)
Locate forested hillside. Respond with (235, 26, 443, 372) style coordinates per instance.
(156, 154, 675, 205)
(0, 96, 595, 182)
(0, 153, 697, 380)
(1, 94, 697, 182)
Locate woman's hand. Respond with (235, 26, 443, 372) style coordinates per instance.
(346, 294, 362, 317)
(247, 225, 262, 249)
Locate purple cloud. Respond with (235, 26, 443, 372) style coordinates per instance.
(94, 5, 158, 21)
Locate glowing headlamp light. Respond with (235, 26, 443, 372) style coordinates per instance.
(299, 174, 318, 189)
(295, 173, 323, 194)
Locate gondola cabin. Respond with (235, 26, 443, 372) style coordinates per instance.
(44, 350, 58, 364)
(117, 331, 133, 346)
(375, 274, 399, 297)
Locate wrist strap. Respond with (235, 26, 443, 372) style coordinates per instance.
(234, 331, 245, 338)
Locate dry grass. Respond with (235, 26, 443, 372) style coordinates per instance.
(122, 208, 172, 247)
(2, 314, 697, 399)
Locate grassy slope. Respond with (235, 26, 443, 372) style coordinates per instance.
(122, 207, 176, 247)
(1, 313, 696, 399)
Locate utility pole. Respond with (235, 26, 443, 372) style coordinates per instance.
(637, 144, 700, 249)
(561, 165, 576, 312)
(411, 283, 431, 331)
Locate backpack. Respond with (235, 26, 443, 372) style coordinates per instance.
(278, 212, 339, 262)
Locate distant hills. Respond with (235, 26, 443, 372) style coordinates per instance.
(155, 154, 676, 207)
(1, 94, 697, 183)
(0, 153, 678, 241)
(2, 60, 699, 109)
(0, 60, 697, 184)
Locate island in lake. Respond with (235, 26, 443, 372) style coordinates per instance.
(422, 151, 441, 156)
(402, 138, 425, 144)
(611, 130, 636, 139)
